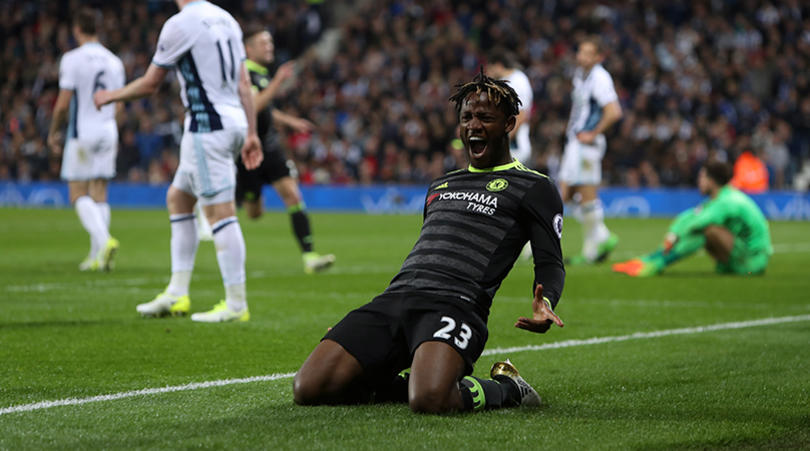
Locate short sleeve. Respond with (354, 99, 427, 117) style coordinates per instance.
(111, 57, 126, 90)
(58, 54, 75, 90)
(592, 68, 618, 107)
(152, 16, 194, 68)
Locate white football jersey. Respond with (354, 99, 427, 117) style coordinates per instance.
(152, 0, 247, 133)
(566, 63, 618, 139)
(58, 42, 125, 139)
(502, 69, 533, 164)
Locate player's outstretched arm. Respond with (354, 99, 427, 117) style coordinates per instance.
(253, 60, 295, 112)
(515, 284, 564, 333)
(272, 109, 315, 133)
(93, 64, 168, 110)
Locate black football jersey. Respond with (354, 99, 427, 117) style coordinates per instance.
(384, 161, 565, 321)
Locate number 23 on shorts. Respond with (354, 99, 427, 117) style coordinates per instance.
(433, 316, 472, 350)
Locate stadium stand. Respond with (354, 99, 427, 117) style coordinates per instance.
(2, 0, 810, 190)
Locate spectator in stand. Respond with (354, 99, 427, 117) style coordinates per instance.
(2, 1, 810, 189)
(731, 149, 770, 193)
(134, 116, 163, 170)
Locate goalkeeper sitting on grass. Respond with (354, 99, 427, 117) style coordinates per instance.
(613, 160, 772, 277)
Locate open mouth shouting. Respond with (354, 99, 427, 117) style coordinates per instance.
(468, 136, 488, 159)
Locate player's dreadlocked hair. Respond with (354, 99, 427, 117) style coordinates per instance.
(449, 67, 522, 118)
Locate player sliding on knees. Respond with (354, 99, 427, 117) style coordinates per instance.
(293, 70, 566, 414)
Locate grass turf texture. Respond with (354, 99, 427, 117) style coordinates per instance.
(1, 207, 808, 449)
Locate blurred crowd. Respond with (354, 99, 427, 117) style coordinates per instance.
(0, 0, 326, 183)
(2, 0, 810, 190)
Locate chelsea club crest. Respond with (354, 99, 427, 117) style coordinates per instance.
(486, 178, 508, 192)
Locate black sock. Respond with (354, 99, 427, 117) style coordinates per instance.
(374, 369, 410, 403)
(289, 206, 313, 253)
(491, 374, 521, 407)
(458, 376, 517, 411)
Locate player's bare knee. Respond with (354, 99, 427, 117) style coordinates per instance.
(292, 371, 322, 405)
(291, 375, 311, 405)
(706, 225, 734, 241)
(704, 225, 733, 260)
(408, 396, 455, 414)
(244, 201, 263, 220)
(166, 187, 193, 213)
(704, 225, 721, 240)
(293, 358, 346, 405)
(68, 183, 89, 204)
(408, 385, 457, 414)
(281, 193, 302, 208)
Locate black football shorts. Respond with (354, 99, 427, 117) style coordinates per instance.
(323, 292, 489, 384)
(236, 145, 294, 204)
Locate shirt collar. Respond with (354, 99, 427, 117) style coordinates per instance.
(245, 59, 268, 75)
(467, 160, 519, 173)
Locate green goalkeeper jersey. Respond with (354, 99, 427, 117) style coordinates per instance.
(669, 185, 772, 255)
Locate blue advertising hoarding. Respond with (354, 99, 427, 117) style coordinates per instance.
(2, 182, 809, 220)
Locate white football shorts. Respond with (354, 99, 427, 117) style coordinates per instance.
(558, 135, 606, 186)
(172, 128, 245, 206)
(60, 128, 118, 181)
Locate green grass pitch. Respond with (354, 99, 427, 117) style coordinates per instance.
(1, 207, 808, 449)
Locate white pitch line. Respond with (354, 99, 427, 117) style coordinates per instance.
(0, 373, 295, 417)
(4, 277, 160, 293)
(481, 314, 810, 356)
(2, 314, 809, 417)
(772, 242, 810, 253)
(3, 264, 400, 293)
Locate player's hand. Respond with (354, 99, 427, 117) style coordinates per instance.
(241, 133, 263, 170)
(576, 130, 597, 145)
(515, 284, 564, 333)
(93, 90, 111, 110)
(662, 232, 678, 254)
(275, 61, 296, 82)
(47, 132, 63, 155)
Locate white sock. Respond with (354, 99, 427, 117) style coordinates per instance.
(212, 216, 246, 311)
(225, 283, 247, 312)
(168, 213, 198, 296)
(581, 199, 609, 260)
(167, 271, 192, 297)
(75, 196, 109, 258)
(96, 202, 111, 230)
